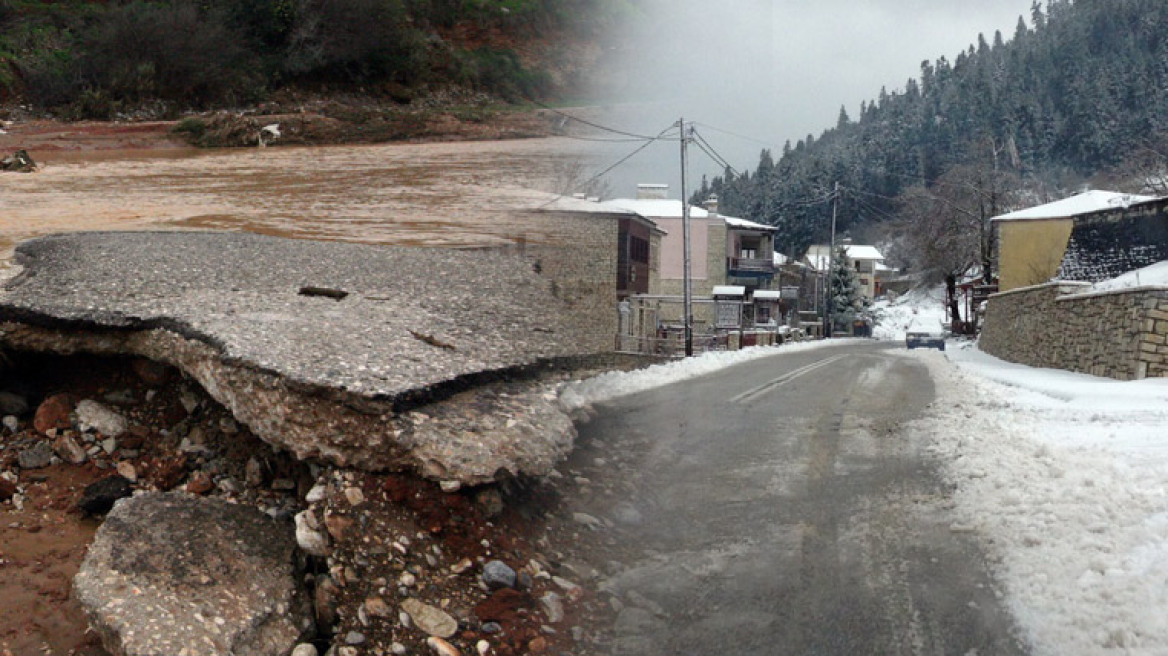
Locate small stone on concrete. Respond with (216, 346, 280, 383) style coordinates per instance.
(2, 416, 18, 433)
(291, 645, 318, 656)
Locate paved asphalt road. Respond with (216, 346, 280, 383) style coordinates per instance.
(575, 342, 1028, 656)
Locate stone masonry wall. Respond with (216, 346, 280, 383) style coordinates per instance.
(520, 210, 620, 353)
(981, 282, 1168, 380)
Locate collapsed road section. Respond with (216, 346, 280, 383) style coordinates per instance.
(0, 231, 597, 487)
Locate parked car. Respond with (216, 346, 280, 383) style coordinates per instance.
(906, 331, 945, 351)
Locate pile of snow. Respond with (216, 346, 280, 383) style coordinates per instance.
(916, 345, 1168, 655)
(560, 339, 857, 411)
(871, 286, 948, 342)
(1087, 260, 1168, 293)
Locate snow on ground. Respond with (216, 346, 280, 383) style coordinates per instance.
(915, 344, 1168, 655)
(1088, 260, 1168, 293)
(565, 289, 1168, 654)
(872, 286, 948, 342)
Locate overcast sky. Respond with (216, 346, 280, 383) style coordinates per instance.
(589, 0, 1036, 199)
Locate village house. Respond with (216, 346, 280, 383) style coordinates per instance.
(607, 185, 778, 297)
(530, 195, 665, 350)
(803, 243, 886, 301)
(992, 190, 1155, 292)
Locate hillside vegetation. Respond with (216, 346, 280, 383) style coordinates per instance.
(0, 0, 631, 117)
(702, 0, 1168, 279)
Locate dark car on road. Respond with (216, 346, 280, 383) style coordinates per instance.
(906, 331, 946, 351)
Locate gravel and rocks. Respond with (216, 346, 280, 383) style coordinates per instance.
(0, 348, 650, 655)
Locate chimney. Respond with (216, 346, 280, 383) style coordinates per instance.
(637, 183, 669, 200)
(703, 194, 719, 217)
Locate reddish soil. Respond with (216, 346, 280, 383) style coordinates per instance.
(0, 352, 624, 656)
(0, 120, 187, 153)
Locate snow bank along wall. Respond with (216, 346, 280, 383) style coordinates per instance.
(981, 281, 1168, 380)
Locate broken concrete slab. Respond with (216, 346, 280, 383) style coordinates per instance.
(75, 492, 312, 656)
(0, 231, 592, 484)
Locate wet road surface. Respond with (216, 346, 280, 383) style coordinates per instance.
(576, 343, 1028, 655)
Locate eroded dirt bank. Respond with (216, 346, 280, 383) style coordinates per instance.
(0, 351, 643, 655)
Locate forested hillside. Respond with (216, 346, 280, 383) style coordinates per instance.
(0, 0, 631, 116)
(702, 0, 1168, 279)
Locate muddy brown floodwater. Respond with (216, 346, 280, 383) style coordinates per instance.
(0, 135, 599, 655)
(0, 137, 598, 267)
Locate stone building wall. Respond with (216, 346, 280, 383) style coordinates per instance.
(518, 210, 621, 354)
(981, 282, 1168, 380)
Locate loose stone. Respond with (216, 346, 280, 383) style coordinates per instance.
(52, 435, 88, 465)
(344, 487, 365, 506)
(292, 644, 319, 656)
(426, 637, 460, 656)
(482, 560, 517, 590)
(345, 631, 366, 645)
(18, 441, 54, 469)
(75, 400, 129, 437)
(402, 598, 458, 638)
(295, 510, 331, 556)
(78, 475, 133, 515)
(538, 592, 565, 624)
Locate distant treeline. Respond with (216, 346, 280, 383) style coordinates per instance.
(0, 0, 632, 115)
(701, 0, 1168, 258)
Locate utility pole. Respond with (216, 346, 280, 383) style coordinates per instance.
(679, 118, 694, 357)
(824, 182, 840, 338)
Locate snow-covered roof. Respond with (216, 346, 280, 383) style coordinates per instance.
(607, 198, 768, 231)
(992, 190, 1157, 222)
(712, 285, 746, 297)
(538, 196, 643, 215)
(607, 198, 710, 219)
(723, 215, 777, 232)
(752, 290, 783, 300)
(845, 245, 884, 261)
(803, 244, 883, 272)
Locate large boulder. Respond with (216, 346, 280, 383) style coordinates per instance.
(75, 493, 312, 656)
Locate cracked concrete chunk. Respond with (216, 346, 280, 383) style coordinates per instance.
(0, 232, 595, 484)
(75, 492, 311, 656)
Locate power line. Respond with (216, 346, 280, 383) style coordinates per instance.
(692, 121, 783, 151)
(538, 123, 680, 209)
(532, 101, 680, 142)
(691, 129, 742, 179)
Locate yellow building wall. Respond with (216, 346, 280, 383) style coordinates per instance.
(998, 219, 1075, 291)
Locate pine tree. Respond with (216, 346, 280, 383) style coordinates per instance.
(829, 246, 866, 332)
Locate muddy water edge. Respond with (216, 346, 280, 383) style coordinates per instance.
(0, 134, 602, 655)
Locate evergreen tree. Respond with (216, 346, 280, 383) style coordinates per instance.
(829, 246, 866, 332)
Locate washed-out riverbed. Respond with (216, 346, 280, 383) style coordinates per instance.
(0, 135, 598, 266)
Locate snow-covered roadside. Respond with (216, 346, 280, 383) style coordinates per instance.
(914, 344, 1168, 655)
(872, 286, 949, 342)
(560, 339, 863, 410)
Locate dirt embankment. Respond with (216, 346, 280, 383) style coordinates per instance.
(0, 93, 571, 154)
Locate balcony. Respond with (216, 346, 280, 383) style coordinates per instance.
(727, 257, 776, 278)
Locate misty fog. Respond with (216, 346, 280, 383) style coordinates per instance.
(584, 0, 1035, 200)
